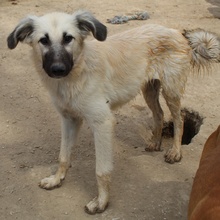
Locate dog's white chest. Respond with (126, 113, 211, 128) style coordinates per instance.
(49, 81, 84, 118)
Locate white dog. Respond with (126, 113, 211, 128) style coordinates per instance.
(7, 10, 220, 214)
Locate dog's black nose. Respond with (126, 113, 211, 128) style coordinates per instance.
(50, 63, 67, 77)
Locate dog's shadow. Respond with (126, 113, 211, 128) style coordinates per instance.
(63, 103, 158, 197)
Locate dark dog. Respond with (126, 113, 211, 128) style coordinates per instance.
(188, 125, 220, 219)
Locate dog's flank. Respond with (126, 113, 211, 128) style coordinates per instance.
(7, 10, 220, 214)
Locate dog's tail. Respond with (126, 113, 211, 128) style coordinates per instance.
(182, 29, 220, 71)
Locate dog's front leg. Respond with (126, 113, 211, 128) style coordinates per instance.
(85, 115, 114, 214)
(39, 115, 82, 189)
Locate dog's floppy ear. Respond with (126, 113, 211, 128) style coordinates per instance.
(7, 16, 37, 49)
(74, 10, 107, 41)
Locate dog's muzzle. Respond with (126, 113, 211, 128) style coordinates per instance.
(43, 48, 74, 78)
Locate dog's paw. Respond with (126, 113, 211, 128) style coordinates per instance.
(38, 175, 63, 190)
(145, 142, 162, 152)
(164, 148, 182, 164)
(84, 197, 108, 215)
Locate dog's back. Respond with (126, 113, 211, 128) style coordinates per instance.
(188, 125, 220, 220)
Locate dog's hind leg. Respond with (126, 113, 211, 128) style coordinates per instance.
(162, 90, 183, 163)
(85, 110, 114, 214)
(142, 79, 164, 151)
(39, 115, 82, 189)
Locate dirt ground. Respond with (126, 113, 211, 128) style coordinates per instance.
(1, 0, 220, 219)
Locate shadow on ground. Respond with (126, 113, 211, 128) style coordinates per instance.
(207, 0, 220, 18)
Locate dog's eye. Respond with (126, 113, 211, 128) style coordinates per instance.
(39, 37, 49, 46)
(63, 35, 74, 44)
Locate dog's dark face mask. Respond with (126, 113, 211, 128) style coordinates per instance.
(43, 50, 73, 78)
(39, 33, 74, 78)
(42, 48, 73, 78)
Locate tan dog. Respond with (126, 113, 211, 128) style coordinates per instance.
(188, 125, 220, 220)
(7, 10, 220, 214)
